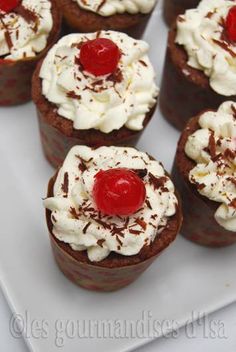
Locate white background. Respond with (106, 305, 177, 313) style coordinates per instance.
(0, 288, 235, 352)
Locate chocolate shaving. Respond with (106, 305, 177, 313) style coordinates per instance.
(231, 104, 236, 119)
(70, 207, 80, 219)
(67, 91, 81, 100)
(195, 182, 206, 190)
(91, 80, 103, 87)
(178, 15, 185, 23)
(209, 131, 217, 159)
(224, 148, 236, 159)
(145, 199, 152, 210)
(139, 60, 147, 67)
(61, 172, 69, 196)
(0, 17, 13, 50)
(135, 218, 147, 230)
(97, 239, 105, 247)
(206, 11, 214, 19)
(97, 0, 106, 12)
(227, 177, 236, 187)
(95, 219, 111, 230)
(134, 168, 147, 179)
(116, 235, 123, 246)
(4, 30, 13, 50)
(76, 156, 88, 172)
(83, 222, 91, 234)
(129, 229, 142, 235)
(212, 39, 236, 58)
(52, 215, 57, 223)
(96, 30, 101, 38)
(83, 205, 95, 212)
(111, 226, 125, 237)
(212, 153, 223, 163)
(107, 69, 123, 84)
(149, 173, 168, 191)
(229, 198, 236, 208)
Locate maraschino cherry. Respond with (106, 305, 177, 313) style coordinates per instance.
(93, 168, 146, 216)
(225, 6, 236, 41)
(80, 38, 121, 76)
(0, 0, 21, 13)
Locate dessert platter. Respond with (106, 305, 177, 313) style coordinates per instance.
(0, 0, 236, 351)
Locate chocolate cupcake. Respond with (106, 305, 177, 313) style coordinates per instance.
(32, 31, 159, 168)
(56, 0, 158, 39)
(163, 0, 200, 27)
(173, 101, 236, 247)
(160, 0, 236, 131)
(0, 0, 61, 106)
(44, 146, 182, 291)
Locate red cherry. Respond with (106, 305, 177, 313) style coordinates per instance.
(225, 6, 236, 41)
(93, 168, 146, 216)
(0, 0, 21, 12)
(79, 38, 121, 77)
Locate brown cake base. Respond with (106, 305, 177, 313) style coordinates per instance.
(46, 171, 182, 291)
(56, 0, 154, 39)
(163, 0, 200, 27)
(32, 60, 157, 168)
(172, 114, 236, 247)
(0, 0, 61, 106)
(159, 27, 236, 131)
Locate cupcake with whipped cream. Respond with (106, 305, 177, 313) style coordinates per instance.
(56, 0, 158, 38)
(44, 145, 182, 291)
(173, 101, 236, 247)
(163, 0, 200, 27)
(160, 0, 236, 130)
(32, 31, 158, 168)
(0, 0, 61, 105)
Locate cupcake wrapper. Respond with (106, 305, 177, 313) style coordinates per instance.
(38, 110, 80, 168)
(62, 13, 151, 40)
(50, 234, 162, 292)
(37, 109, 145, 168)
(124, 14, 151, 39)
(0, 59, 37, 106)
(60, 0, 153, 40)
(172, 161, 236, 247)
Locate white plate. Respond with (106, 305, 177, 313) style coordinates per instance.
(0, 4, 236, 352)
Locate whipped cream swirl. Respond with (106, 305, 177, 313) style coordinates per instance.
(74, 0, 157, 16)
(0, 0, 53, 60)
(185, 101, 236, 231)
(40, 31, 158, 133)
(176, 0, 236, 96)
(44, 146, 178, 262)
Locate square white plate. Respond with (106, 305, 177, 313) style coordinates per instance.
(0, 3, 236, 352)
